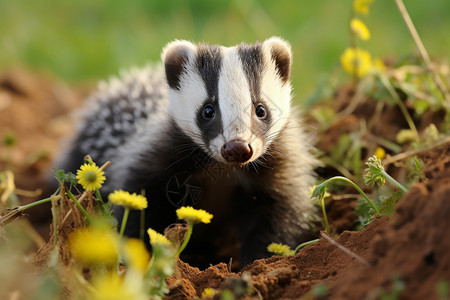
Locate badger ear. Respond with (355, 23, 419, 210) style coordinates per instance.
(162, 40, 196, 90)
(262, 37, 292, 84)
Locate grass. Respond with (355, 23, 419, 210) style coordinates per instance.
(1, 0, 450, 103)
(308, 0, 450, 233)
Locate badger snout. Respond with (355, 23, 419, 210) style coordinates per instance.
(221, 140, 253, 163)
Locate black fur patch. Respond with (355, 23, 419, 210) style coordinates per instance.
(270, 43, 291, 84)
(164, 45, 191, 90)
(238, 43, 272, 139)
(195, 45, 223, 145)
(238, 43, 263, 104)
(116, 119, 209, 241)
(196, 45, 222, 99)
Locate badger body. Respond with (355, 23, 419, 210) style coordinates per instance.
(57, 37, 316, 267)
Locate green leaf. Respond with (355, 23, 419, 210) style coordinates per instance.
(3, 130, 16, 147)
(355, 197, 375, 230)
(53, 168, 77, 185)
(378, 194, 400, 217)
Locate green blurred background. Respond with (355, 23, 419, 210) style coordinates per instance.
(1, 0, 449, 103)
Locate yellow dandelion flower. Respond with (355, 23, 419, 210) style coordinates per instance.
(350, 18, 370, 41)
(267, 243, 295, 256)
(202, 288, 216, 298)
(353, 0, 374, 15)
(76, 163, 105, 191)
(69, 227, 118, 265)
(108, 190, 147, 210)
(124, 238, 151, 273)
(147, 228, 171, 246)
(340, 47, 372, 78)
(91, 274, 147, 300)
(374, 147, 386, 160)
(176, 206, 213, 224)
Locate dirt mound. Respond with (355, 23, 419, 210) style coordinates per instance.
(165, 151, 450, 299)
(0, 68, 89, 238)
(0, 68, 87, 183)
(242, 217, 388, 299)
(327, 167, 450, 300)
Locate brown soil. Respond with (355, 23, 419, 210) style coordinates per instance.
(168, 164, 450, 299)
(1, 69, 449, 299)
(0, 68, 90, 238)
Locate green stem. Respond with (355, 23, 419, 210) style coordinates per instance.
(94, 189, 103, 202)
(66, 190, 92, 224)
(17, 197, 52, 212)
(378, 74, 419, 141)
(348, 5, 358, 86)
(145, 255, 155, 277)
(321, 176, 379, 214)
(294, 238, 319, 254)
(175, 223, 193, 257)
(320, 197, 330, 234)
(94, 189, 107, 215)
(381, 170, 408, 193)
(119, 208, 130, 238)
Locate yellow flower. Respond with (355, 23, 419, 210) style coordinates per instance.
(176, 206, 213, 224)
(201, 288, 216, 298)
(423, 123, 439, 143)
(69, 227, 118, 265)
(396, 129, 417, 144)
(372, 58, 387, 73)
(375, 147, 386, 160)
(91, 274, 147, 300)
(108, 190, 147, 210)
(350, 18, 370, 41)
(267, 243, 295, 256)
(147, 228, 171, 246)
(124, 238, 150, 273)
(340, 47, 372, 78)
(76, 163, 106, 191)
(353, 0, 374, 15)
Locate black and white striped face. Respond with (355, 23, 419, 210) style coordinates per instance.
(163, 37, 292, 165)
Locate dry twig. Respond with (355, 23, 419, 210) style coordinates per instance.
(320, 231, 371, 267)
(383, 136, 450, 166)
(395, 0, 450, 106)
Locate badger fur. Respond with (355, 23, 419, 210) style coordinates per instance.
(56, 37, 316, 267)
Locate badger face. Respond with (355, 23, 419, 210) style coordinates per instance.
(163, 37, 292, 165)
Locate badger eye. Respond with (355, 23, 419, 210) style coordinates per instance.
(202, 104, 215, 120)
(255, 104, 267, 119)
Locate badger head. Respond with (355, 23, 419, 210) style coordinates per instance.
(162, 37, 292, 165)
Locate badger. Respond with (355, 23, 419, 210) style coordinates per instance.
(56, 37, 316, 267)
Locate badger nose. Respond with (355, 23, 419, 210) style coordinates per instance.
(221, 140, 253, 163)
